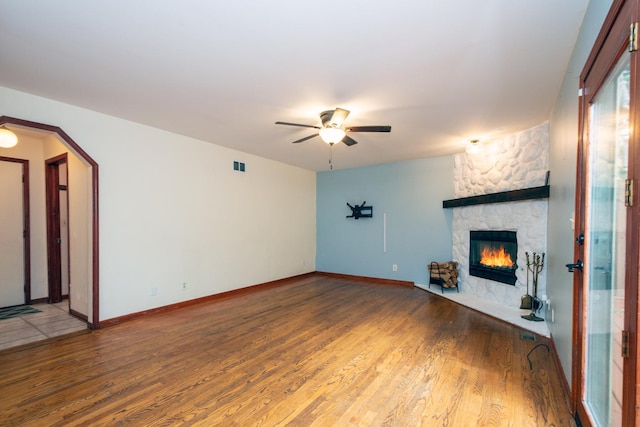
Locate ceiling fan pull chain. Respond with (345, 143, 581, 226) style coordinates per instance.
(329, 143, 334, 170)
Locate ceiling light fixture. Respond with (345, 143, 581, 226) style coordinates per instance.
(465, 139, 481, 154)
(0, 126, 18, 148)
(319, 127, 346, 145)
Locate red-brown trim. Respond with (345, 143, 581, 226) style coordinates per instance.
(100, 273, 317, 327)
(0, 156, 30, 304)
(574, 1, 638, 425)
(61, 158, 71, 312)
(45, 154, 66, 303)
(573, 64, 587, 422)
(23, 161, 31, 304)
(581, 0, 627, 87)
(0, 116, 100, 328)
(315, 271, 414, 287)
(69, 308, 88, 322)
(628, 3, 640, 427)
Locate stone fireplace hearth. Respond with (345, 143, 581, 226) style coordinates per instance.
(446, 123, 549, 322)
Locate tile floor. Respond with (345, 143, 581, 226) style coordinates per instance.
(0, 302, 88, 351)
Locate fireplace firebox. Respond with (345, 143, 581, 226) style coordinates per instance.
(469, 230, 518, 285)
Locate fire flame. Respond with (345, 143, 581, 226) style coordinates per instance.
(480, 245, 514, 267)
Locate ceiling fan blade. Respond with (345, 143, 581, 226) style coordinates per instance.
(330, 108, 350, 127)
(342, 135, 358, 146)
(291, 133, 319, 144)
(346, 125, 392, 133)
(320, 108, 350, 128)
(275, 121, 321, 129)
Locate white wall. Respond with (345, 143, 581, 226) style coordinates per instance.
(0, 86, 317, 321)
(547, 0, 613, 383)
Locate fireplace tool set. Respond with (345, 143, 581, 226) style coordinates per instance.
(521, 251, 545, 322)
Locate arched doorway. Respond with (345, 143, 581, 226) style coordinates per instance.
(0, 116, 99, 328)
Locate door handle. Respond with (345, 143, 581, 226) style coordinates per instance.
(566, 260, 583, 273)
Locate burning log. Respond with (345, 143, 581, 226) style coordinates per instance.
(480, 245, 514, 267)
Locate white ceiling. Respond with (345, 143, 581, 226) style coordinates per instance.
(0, 1, 588, 171)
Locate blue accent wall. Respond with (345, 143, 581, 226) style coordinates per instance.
(317, 156, 454, 285)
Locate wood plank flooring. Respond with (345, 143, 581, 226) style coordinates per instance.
(0, 274, 575, 426)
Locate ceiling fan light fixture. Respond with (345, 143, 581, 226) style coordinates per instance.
(319, 127, 346, 144)
(0, 126, 18, 148)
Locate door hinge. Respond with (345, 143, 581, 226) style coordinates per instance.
(625, 179, 633, 207)
(622, 330, 630, 358)
(631, 23, 639, 52)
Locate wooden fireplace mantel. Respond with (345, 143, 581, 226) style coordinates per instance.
(442, 185, 550, 208)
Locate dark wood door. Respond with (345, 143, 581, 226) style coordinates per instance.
(45, 154, 67, 304)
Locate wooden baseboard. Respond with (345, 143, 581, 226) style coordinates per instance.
(100, 272, 413, 328)
(315, 271, 414, 287)
(29, 296, 70, 305)
(99, 272, 316, 328)
(70, 308, 88, 322)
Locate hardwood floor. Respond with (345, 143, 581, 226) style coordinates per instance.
(0, 274, 575, 426)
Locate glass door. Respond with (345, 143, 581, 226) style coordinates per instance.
(583, 51, 629, 427)
(574, 2, 640, 425)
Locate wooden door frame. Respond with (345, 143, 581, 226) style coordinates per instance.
(0, 156, 31, 304)
(573, 0, 639, 425)
(0, 116, 100, 328)
(45, 153, 67, 304)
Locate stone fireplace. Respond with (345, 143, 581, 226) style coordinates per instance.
(448, 122, 549, 312)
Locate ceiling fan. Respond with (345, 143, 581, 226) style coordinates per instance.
(275, 108, 391, 146)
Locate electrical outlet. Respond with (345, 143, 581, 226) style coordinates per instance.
(551, 308, 555, 323)
(182, 282, 187, 290)
(151, 287, 157, 296)
(392, 264, 398, 272)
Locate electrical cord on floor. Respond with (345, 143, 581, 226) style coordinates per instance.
(527, 343, 550, 373)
